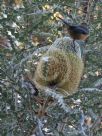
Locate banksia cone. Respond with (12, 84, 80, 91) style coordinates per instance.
(34, 37, 84, 96)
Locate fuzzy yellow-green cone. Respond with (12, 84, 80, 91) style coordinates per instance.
(34, 37, 84, 96)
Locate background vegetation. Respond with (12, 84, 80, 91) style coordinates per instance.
(0, 0, 102, 136)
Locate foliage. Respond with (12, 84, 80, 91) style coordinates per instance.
(0, 0, 102, 136)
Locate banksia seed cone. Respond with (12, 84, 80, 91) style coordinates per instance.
(34, 37, 84, 96)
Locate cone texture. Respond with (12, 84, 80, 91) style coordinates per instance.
(34, 37, 84, 96)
